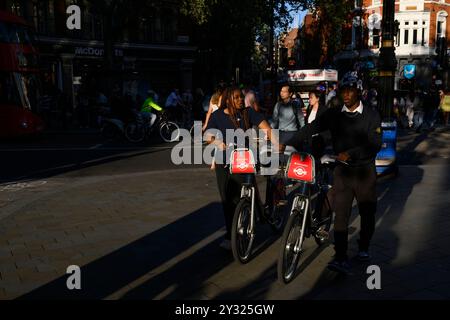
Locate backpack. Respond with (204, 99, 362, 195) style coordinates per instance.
(290, 101, 301, 130)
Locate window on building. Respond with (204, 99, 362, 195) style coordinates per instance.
(138, 17, 154, 43)
(373, 28, 380, 47)
(405, 22, 409, 26)
(436, 11, 448, 44)
(422, 28, 425, 46)
(31, 0, 55, 36)
(413, 29, 418, 44)
(9, 0, 23, 16)
(404, 29, 409, 45)
(161, 9, 176, 43)
(413, 21, 418, 25)
(86, 8, 103, 40)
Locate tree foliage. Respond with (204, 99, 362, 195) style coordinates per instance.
(290, 0, 355, 66)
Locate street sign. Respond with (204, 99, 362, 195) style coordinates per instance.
(403, 64, 416, 79)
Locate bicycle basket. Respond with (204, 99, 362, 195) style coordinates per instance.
(229, 148, 256, 174)
(286, 152, 316, 184)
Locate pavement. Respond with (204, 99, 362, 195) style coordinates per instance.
(0, 126, 449, 300)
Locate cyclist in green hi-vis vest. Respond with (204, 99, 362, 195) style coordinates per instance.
(141, 90, 163, 127)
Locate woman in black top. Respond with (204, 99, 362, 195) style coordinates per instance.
(205, 87, 278, 250)
(306, 90, 329, 160)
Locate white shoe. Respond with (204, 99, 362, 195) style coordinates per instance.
(219, 239, 231, 251)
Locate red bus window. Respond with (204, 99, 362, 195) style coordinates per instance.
(0, 22, 9, 42)
(0, 72, 22, 107)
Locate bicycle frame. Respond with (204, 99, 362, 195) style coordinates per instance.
(230, 147, 278, 233)
(278, 152, 336, 282)
(290, 183, 309, 253)
(239, 175, 257, 236)
(285, 153, 332, 248)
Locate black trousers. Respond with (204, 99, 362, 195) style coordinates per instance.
(332, 163, 377, 260)
(215, 164, 249, 240)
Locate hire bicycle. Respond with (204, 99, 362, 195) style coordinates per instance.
(277, 152, 337, 283)
(229, 141, 288, 264)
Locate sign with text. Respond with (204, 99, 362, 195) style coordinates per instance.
(74, 47, 124, 57)
(287, 69, 338, 82)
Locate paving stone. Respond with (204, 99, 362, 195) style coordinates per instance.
(0, 137, 449, 300)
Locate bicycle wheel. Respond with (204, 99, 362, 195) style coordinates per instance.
(231, 198, 255, 264)
(269, 178, 287, 233)
(159, 121, 180, 142)
(125, 122, 145, 143)
(277, 206, 306, 283)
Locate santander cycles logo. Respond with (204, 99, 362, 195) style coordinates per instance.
(293, 163, 308, 178)
(237, 161, 249, 170)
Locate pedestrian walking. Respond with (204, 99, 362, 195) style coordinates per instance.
(280, 76, 382, 274)
(271, 84, 305, 146)
(440, 90, 450, 126)
(204, 87, 278, 250)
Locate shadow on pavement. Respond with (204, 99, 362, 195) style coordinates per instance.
(397, 126, 450, 165)
(0, 147, 168, 184)
(18, 202, 226, 299)
(206, 129, 436, 299)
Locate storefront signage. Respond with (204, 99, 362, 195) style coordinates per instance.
(74, 47, 124, 57)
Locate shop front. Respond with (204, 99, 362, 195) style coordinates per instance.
(36, 37, 196, 112)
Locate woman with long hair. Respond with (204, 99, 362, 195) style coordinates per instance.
(205, 87, 278, 250)
(202, 87, 224, 132)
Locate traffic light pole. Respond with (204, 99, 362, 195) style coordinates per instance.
(378, 0, 397, 121)
(376, 0, 399, 177)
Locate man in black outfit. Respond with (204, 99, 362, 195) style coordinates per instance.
(281, 78, 382, 274)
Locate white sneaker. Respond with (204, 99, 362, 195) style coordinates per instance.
(219, 239, 231, 251)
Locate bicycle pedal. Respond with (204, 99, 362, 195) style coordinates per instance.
(277, 200, 288, 206)
(315, 230, 330, 239)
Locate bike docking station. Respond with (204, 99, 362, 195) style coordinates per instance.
(376, 120, 398, 178)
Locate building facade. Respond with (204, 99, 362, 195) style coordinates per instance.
(0, 0, 196, 110)
(361, 0, 450, 89)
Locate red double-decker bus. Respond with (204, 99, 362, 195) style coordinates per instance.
(0, 10, 44, 138)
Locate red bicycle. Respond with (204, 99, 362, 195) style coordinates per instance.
(277, 152, 336, 283)
(229, 144, 287, 264)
